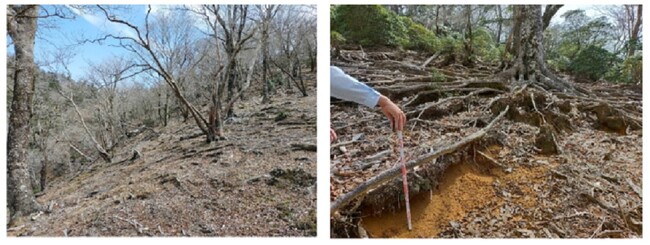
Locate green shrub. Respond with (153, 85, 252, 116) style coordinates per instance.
(401, 16, 439, 52)
(440, 35, 463, 55)
(605, 55, 642, 84)
(332, 5, 408, 47)
(547, 55, 571, 72)
(568, 45, 617, 81)
(622, 55, 642, 83)
(330, 31, 346, 47)
(471, 27, 500, 63)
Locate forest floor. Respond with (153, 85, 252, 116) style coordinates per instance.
(8, 76, 317, 237)
(330, 48, 642, 238)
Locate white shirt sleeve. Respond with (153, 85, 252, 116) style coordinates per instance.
(330, 66, 380, 108)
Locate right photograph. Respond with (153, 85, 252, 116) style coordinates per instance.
(330, 4, 642, 238)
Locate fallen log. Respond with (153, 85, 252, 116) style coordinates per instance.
(330, 106, 509, 213)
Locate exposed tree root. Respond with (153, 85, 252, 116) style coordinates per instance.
(330, 106, 509, 214)
(331, 47, 642, 238)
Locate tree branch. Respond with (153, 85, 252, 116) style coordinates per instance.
(331, 106, 510, 213)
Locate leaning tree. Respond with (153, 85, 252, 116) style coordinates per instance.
(92, 5, 261, 143)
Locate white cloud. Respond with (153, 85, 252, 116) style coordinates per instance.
(150, 5, 172, 16)
(66, 5, 139, 39)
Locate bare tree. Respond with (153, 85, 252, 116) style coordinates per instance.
(7, 4, 42, 221)
(271, 6, 314, 97)
(259, 5, 279, 104)
(57, 90, 112, 163)
(86, 57, 147, 146)
(192, 5, 262, 141)
(213, 5, 256, 118)
(91, 5, 219, 142)
(597, 5, 643, 56)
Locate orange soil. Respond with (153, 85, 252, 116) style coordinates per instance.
(361, 150, 550, 238)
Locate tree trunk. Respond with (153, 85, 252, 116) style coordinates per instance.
(40, 151, 48, 192)
(628, 4, 642, 58)
(296, 59, 308, 97)
(261, 10, 271, 104)
(463, 5, 474, 66)
(505, 5, 581, 94)
(157, 92, 162, 125)
(60, 91, 112, 163)
(542, 5, 563, 31)
(207, 95, 223, 142)
(6, 4, 42, 221)
(496, 5, 503, 43)
(308, 41, 316, 72)
(505, 6, 523, 61)
(226, 60, 237, 118)
(164, 92, 169, 126)
(179, 98, 190, 122)
(434, 6, 440, 34)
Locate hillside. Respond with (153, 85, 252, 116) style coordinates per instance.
(8, 87, 317, 237)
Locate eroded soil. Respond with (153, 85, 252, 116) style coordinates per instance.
(330, 49, 642, 238)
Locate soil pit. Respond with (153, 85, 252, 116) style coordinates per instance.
(360, 151, 550, 238)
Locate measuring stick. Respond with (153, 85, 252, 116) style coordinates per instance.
(397, 131, 412, 230)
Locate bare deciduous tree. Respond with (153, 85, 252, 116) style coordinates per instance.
(271, 6, 315, 97)
(260, 5, 279, 104)
(91, 5, 216, 142)
(7, 4, 43, 221)
(87, 57, 147, 146)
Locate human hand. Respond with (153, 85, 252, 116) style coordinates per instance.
(330, 128, 337, 143)
(378, 95, 406, 132)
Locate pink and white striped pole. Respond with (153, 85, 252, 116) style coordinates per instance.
(397, 131, 412, 230)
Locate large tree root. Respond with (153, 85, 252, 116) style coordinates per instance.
(330, 106, 509, 214)
(489, 88, 574, 133)
(376, 79, 508, 101)
(406, 88, 504, 120)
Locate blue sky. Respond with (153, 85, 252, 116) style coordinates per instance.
(8, 5, 167, 81)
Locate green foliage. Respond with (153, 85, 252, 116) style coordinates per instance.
(401, 16, 439, 52)
(331, 5, 408, 47)
(331, 5, 444, 52)
(471, 27, 500, 63)
(440, 35, 463, 55)
(331, 5, 502, 64)
(568, 45, 618, 81)
(430, 69, 446, 83)
(545, 9, 641, 84)
(605, 55, 642, 84)
(330, 31, 346, 47)
(547, 55, 571, 72)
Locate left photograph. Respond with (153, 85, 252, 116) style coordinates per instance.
(6, 4, 317, 236)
